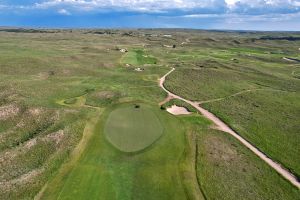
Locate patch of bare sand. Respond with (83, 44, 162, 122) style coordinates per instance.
(0, 129, 64, 164)
(95, 91, 115, 99)
(0, 168, 44, 190)
(167, 105, 191, 115)
(0, 104, 19, 120)
(28, 108, 43, 116)
(44, 130, 64, 145)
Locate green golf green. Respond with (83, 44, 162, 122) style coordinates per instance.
(104, 104, 164, 152)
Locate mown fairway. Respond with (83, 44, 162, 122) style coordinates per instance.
(104, 104, 163, 152)
(121, 49, 157, 66)
(41, 104, 188, 200)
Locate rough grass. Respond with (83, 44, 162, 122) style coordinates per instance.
(195, 128, 300, 200)
(104, 104, 164, 152)
(164, 45, 300, 177)
(179, 115, 300, 200)
(202, 90, 300, 178)
(85, 90, 121, 107)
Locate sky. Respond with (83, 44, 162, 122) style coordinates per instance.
(0, 0, 300, 30)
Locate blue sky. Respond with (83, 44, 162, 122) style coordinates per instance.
(0, 0, 300, 30)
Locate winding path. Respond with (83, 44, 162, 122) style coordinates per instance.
(198, 88, 287, 104)
(159, 67, 300, 189)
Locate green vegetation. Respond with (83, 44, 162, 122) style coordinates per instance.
(193, 124, 300, 200)
(202, 90, 300, 177)
(0, 28, 299, 199)
(163, 37, 300, 177)
(85, 90, 121, 107)
(121, 49, 157, 66)
(104, 104, 163, 152)
(42, 104, 188, 200)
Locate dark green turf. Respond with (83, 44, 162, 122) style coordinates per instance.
(104, 104, 163, 152)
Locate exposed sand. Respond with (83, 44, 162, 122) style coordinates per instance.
(0, 104, 19, 120)
(159, 67, 300, 189)
(166, 105, 191, 115)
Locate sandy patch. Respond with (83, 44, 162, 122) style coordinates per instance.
(28, 108, 43, 116)
(0, 168, 44, 190)
(36, 72, 49, 80)
(167, 105, 191, 115)
(95, 91, 115, 99)
(283, 57, 300, 62)
(0, 104, 19, 120)
(44, 130, 64, 145)
(24, 138, 37, 149)
(135, 67, 144, 72)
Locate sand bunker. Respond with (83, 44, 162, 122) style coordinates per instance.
(166, 105, 191, 115)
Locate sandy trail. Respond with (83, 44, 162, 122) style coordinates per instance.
(198, 88, 287, 104)
(159, 67, 300, 189)
(159, 95, 174, 106)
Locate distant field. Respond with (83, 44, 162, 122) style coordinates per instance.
(121, 49, 157, 66)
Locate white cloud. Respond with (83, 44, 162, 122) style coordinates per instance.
(0, 4, 7, 9)
(183, 11, 300, 22)
(293, 0, 300, 6)
(183, 13, 222, 18)
(34, 0, 227, 12)
(58, 8, 71, 15)
(225, 0, 238, 6)
(1, 0, 300, 16)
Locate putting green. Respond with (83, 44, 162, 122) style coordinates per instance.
(104, 104, 163, 152)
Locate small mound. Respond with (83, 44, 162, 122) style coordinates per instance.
(167, 105, 191, 115)
(104, 105, 163, 152)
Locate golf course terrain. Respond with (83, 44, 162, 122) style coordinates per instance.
(0, 28, 299, 200)
(104, 104, 163, 152)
